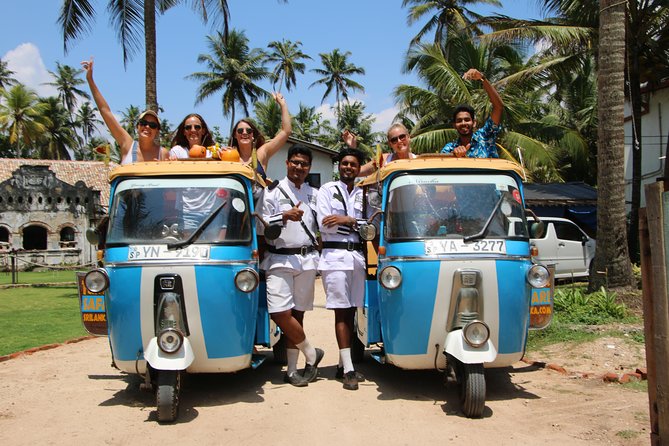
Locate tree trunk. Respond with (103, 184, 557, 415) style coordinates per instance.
(590, 0, 634, 290)
(144, 0, 158, 112)
(628, 40, 642, 265)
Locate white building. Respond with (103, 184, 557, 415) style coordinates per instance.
(624, 80, 669, 208)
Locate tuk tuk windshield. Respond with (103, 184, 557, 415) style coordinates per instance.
(385, 173, 529, 240)
(107, 177, 252, 245)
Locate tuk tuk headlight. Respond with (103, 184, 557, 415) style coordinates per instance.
(84, 269, 109, 293)
(158, 328, 183, 353)
(379, 266, 402, 290)
(527, 265, 550, 288)
(463, 321, 490, 348)
(235, 268, 259, 293)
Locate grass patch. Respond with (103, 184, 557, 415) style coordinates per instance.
(0, 270, 80, 285)
(0, 286, 88, 356)
(616, 430, 640, 439)
(622, 380, 648, 392)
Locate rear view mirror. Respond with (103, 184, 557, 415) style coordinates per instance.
(86, 228, 100, 245)
(264, 225, 281, 241)
(359, 223, 377, 241)
(530, 221, 545, 238)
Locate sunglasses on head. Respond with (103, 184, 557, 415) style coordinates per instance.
(184, 124, 202, 131)
(236, 127, 254, 135)
(138, 119, 159, 130)
(389, 133, 407, 144)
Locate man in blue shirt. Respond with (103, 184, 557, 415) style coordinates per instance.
(441, 68, 504, 158)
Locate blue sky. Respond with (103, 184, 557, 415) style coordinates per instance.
(2, 1, 542, 138)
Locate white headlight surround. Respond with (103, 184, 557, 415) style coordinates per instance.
(527, 264, 550, 288)
(235, 268, 259, 293)
(463, 320, 490, 348)
(84, 269, 109, 293)
(379, 266, 402, 290)
(158, 328, 183, 353)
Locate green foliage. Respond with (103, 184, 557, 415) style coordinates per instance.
(0, 286, 87, 356)
(0, 270, 77, 285)
(554, 286, 628, 324)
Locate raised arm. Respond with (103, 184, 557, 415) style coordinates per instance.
(463, 68, 504, 125)
(81, 58, 134, 157)
(257, 92, 292, 167)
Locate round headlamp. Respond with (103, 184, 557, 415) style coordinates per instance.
(235, 268, 259, 293)
(527, 264, 550, 288)
(84, 269, 109, 293)
(158, 328, 183, 353)
(463, 321, 490, 348)
(379, 266, 402, 290)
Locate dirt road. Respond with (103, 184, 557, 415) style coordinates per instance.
(0, 281, 650, 445)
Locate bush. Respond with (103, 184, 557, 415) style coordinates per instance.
(554, 286, 629, 325)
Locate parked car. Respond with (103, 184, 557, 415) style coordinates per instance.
(530, 217, 596, 280)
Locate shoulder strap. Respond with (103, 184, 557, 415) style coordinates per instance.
(276, 184, 319, 248)
(333, 185, 348, 215)
(131, 141, 139, 162)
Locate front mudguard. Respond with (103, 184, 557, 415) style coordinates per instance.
(444, 329, 497, 364)
(144, 337, 195, 371)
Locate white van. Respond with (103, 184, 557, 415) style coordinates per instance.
(530, 217, 596, 280)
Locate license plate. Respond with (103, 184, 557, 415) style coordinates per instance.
(424, 239, 506, 255)
(128, 244, 211, 260)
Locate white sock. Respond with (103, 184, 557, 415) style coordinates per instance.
(296, 338, 317, 365)
(339, 348, 353, 373)
(286, 348, 299, 375)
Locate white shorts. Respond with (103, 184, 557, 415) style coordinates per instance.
(266, 267, 317, 313)
(322, 268, 365, 309)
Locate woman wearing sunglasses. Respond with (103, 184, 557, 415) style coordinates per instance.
(345, 123, 417, 177)
(224, 92, 291, 179)
(169, 113, 215, 159)
(81, 58, 168, 165)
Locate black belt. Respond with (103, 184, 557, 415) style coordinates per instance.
(322, 241, 364, 251)
(268, 246, 315, 255)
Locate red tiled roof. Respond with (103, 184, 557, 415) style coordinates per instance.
(0, 159, 117, 204)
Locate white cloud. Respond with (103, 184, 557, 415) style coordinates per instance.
(315, 103, 336, 122)
(3, 43, 58, 97)
(371, 106, 399, 133)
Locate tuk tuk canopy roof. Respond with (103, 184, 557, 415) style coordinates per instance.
(108, 160, 265, 186)
(358, 155, 526, 186)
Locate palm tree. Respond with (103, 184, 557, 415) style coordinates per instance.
(59, 0, 231, 111)
(335, 101, 381, 154)
(189, 29, 269, 135)
(74, 101, 102, 148)
(159, 118, 172, 148)
(120, 105, 141, 139)
(292, 103, 326, 143)
(253, 98, 282, 138)
(266, 39, 312, 93)
(310, 49, 365, 119)
(394, 39, 582, 179)
(402, 0, 501, 48)
(590, 0, 634, 289)
(0, 58, 18, 91)
(0, 84, 47, 157)
(45, 62, 90, 121)
(38, 96, 78, 160)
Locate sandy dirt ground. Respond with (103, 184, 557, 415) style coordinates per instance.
(0, 280, 650, 445)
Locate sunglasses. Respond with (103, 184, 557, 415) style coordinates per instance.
(289, 159, 311, 168)
(138, 119, 159, 130)
(389, 133, 407, 144)
(184, 124, 202, 131)
(236, 127, 254, 135)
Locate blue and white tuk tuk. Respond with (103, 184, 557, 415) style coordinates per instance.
(355, 155, 553, 418)
(81, 160, 278, 422)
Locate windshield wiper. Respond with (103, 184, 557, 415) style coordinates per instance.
(463, 193, 506, 243)
(167, 199, 227, 250)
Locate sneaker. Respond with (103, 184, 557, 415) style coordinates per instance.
(335, 366, 365, 382)
(283, 372, 309, 387)
(343, 371, 359, 390)
(302, 348, 325, 383)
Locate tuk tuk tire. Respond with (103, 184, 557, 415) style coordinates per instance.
(156, 370, 180, 423)
(273, 336, 287, 365)
(458, 362, 485, 418)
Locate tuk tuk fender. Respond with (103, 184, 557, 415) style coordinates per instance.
(144, 337, 195, 371)
(444, 330, 497, 364)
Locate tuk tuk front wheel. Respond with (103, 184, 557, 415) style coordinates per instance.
(455, 361, 486, 418)
(156, 370, 181, 423)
